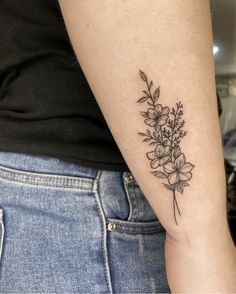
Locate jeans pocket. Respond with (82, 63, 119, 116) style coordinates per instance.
(96, 170, 165, 234)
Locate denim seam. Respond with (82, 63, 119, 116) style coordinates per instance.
(125, 181, 138, 222)
(0, 166, 93, 191)
(0, 165, 94, 181)
(92, 171, 113, 294)
(105, 218, 164, 233)
(106, 225, 164, 234)
(122, 173, 133, 221)
(0, 208, 4, 261)
(130, 182, 139, 220)
(106, 217, 161, 227)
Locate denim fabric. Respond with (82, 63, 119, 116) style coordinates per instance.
(0, 151, 171, 293)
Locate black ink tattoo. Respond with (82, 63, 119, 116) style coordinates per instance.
(137, 70, 194, 225)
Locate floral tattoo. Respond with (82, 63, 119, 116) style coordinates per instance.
(137, 70, 194, 225)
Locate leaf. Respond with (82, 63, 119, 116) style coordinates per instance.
(176, 182, 184, 194)
(162, 183, 174, 191)
(163, 140, 168, 147)
(173, 146, 181, 159)
(151, 171, 167, 179)
(137, 96, 149, 103)
(149, 81, 153, 89)
(143, 138, 151, 142)
(153, 131, 158, 139)
(137, 132, 147, 136)
(140, 111, 148, 118)
(142, 90, 150, 96)
(153, 86, 160, 102)
(157, 135, 161, 141)
(146, 129, 151, 136)
(140, 70, 147, 82)
(182, 181, 189, 187)
(149, 141, 157, 146)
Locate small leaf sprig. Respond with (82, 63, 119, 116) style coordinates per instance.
(137, 70, 194, 225)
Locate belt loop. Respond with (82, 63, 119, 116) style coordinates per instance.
(92, 170, 102, 192)
(123, 171, 135, 183)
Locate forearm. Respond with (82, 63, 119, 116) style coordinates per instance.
(59, 0, 236, 291)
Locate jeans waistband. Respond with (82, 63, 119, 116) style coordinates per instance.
(0, 151, 99, 179)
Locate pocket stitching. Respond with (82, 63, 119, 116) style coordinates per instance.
(106, 217, 164, 234)
(0, 164, 94, 191)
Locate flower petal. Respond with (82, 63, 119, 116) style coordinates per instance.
(168, 172, 179, 185)
(144, 118, 156, 127)
(173, 146, 181, 159)
(158, 115, 168, 126)
(148, 109, 157, 119)
(163, 162, 176, 173)
(164, 145, 171, 155)
(155, 144, 165, 157)
(151, 159, 160, 169)
(175, 153, 186, 168)
(179, 172, 192, 182)
(154, 124, 160, 133)
(155, 104, 162, 113)
(161, 106, 169, 115)
(146, 151, 157, 160)
(179, 162, 194, 173)
(159, 156, 170, 166)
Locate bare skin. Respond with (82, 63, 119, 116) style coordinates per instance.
(58, 1, 236, 292)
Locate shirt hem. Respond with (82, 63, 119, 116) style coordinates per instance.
(0, 137, 130, 172)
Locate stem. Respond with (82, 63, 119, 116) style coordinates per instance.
(146, 131, 159, 144)
(174, 191, 181, 216)
(173, 189, 181, 225)
(159, 126, 164, 144)
(164, 134, 172, 144)
(154, 125, 164, 144)
(173, 190, 177, 225)
(145, 78, 156, 107)
(146, 80, 153, 99)
(170, 106, 180, 161)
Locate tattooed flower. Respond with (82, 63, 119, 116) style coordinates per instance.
(163, 153, 194, 185)
(146, 144, 171, 168)
(138, 70, 195, 225)
(144, 104, 169, 131)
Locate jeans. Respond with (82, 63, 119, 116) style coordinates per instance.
(0, 151, 171, 293)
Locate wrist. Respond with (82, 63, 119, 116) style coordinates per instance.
(165, 221, 234, 250)
(165, 231, 236, 293)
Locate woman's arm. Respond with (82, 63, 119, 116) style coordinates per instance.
(58, 0, 236, 292)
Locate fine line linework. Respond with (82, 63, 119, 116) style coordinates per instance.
(137, 70, 194, 225)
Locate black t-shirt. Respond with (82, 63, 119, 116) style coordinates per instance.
(0, 0, 130, 171)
